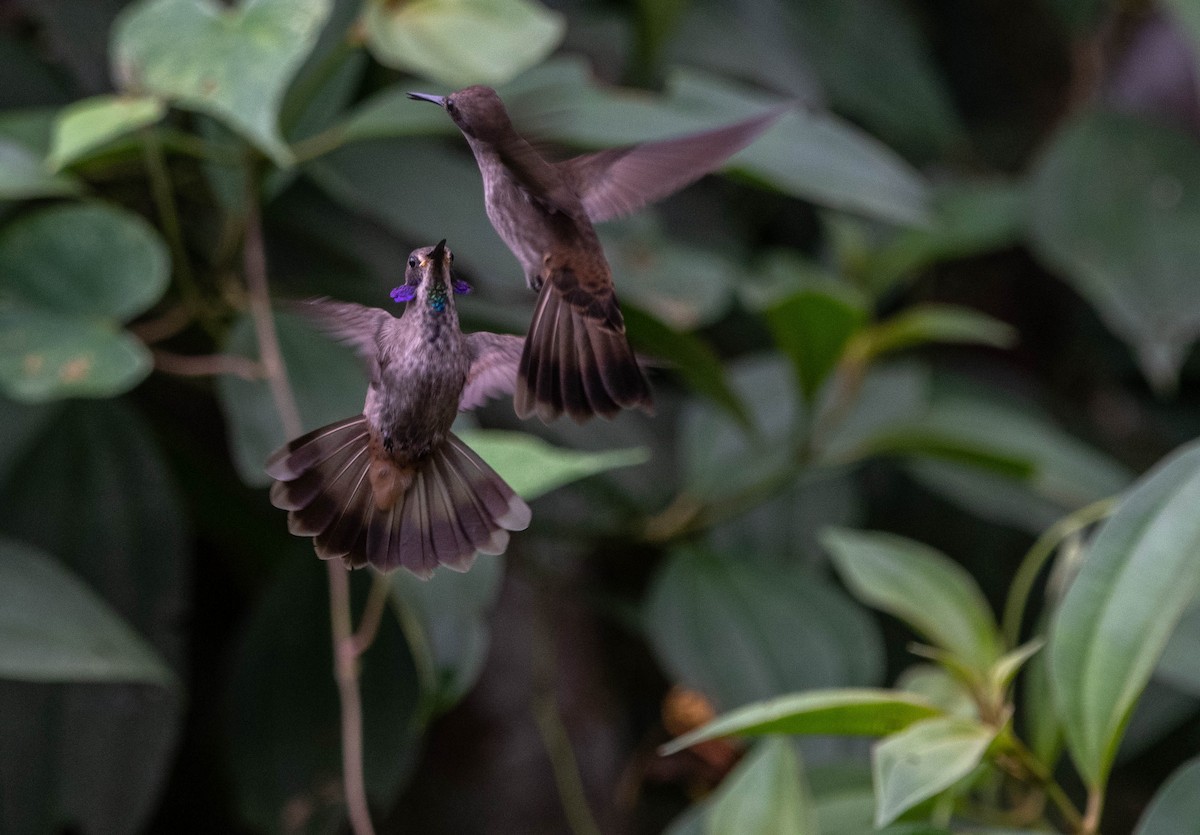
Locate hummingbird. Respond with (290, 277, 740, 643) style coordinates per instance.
(265, 240, 531, 578)
(408, 85, 783, 423)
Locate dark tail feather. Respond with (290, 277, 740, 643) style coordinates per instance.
(515, 282, 652, 423)
(267, 420, 530, 577)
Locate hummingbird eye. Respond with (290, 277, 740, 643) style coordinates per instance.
(445, 98, 456, 112)
(407, 256, 417, 268)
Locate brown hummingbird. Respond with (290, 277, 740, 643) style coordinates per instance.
(408, 85, 783, 423)
(265, 240, 531, 578)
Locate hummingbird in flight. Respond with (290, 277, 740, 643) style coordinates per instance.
(408, 85, 783, 424)
(266, 240, 531, 578)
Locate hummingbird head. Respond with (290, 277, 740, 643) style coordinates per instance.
(390, 240, 471, 311)
(408, 85, 512, 142)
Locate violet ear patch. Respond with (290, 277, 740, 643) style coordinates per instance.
(452, 279, 472, 295)
(390, 284, 416, 303)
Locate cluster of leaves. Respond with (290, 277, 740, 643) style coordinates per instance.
(4, 0, 1200, 833)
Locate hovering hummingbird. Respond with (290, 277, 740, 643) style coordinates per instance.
(266, 240, 531, 578)
(408, 85, 783, 423)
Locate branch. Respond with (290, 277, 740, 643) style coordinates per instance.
(152, 349, 263, 380)
(242, 184, 375, 835)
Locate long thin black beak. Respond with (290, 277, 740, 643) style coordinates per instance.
(407, 92, 446, 107)
(430, 239, 447, 263)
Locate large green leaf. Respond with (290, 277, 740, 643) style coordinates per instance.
(1050, 440, 1200, 787)
(661, 689, 941, 755)
(1157, 600, 1200, 695)
(0, 539, 172, 685)
(1028, 110, 1200, 391)
(217, 310, 367, 486)
(0, 140, 80, 199)
(363, 0, 564, 87)
(111, 0, 332, 166)
(871, 716, 996, 827)
(389, 556, 504, 718)
(708, 739, 817, 835)
(0, 399, 189, 835)
(47, 94, 165, 170)
(823, 528, 1003, 672)
(1133, 756, 1200, 835)
(227, 556, 420, 831)
(854, 305, 1017, 361)
(646, 547, 883, 711)
(765, 285, 867, 404)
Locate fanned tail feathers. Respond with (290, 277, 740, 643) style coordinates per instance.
(515, 281, 653, 423)
(266, 417, 530, 577)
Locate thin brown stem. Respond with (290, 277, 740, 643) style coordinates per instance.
(129, 305, 193, 344)
(152, 349, 263, 380)
(352, 573, 392, 656)
(1081, 788, 1103, 835)
(996, 728, 1084, 832)
(142, 128, 207, 327)
(242, 183, 374, 835)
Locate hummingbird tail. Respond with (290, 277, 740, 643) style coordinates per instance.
(267, 419, 530, 577)
(515, 281, 653, 423)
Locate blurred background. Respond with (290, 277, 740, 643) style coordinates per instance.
(3, 0, 1200, 832)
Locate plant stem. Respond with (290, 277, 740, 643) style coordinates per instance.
(142, 128, 205, 325)
(531, 597, 603, 835)
(352, 573, 392, 656)
(242, 181, 375, 835)
(1001, 497, 1118, 647)
(152, 349, 263, 380)
(997, 728, 1084, 832)
(1081, 788, 1103, 834)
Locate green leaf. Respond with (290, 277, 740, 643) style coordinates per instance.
(1028, 110, 1200, 391)
(1050, 440, 1200, 787)
(334, 84, 455, 145)
(622, 303, 751, 430)
(47, 94, 165, 170)
(0, 310, 152, 402)
(765, 285, 867, 403)
(708, 739, 817, 835)
(1133, 755, 1200, 835)
(855, 304, 1018, 361)
(661, 688, 941, 755)
(1157, 601, 1200, 696)
(217, 310, 367, 486)
(227, 557, 420, 830)
(872, 716, 996, 827)
(646, 547, 884, 711)
(0, 140, 80, 199)
(0, 539, 172, 685)
(896, 664, 977, 719)
(389, 555, 504, 718)
(363, 0, 565, 88)
(111, 0, 332, 166)
(458, 429, 647, 500)
(0, 203, 169, 320)
(989, 639, 1044, 694)
(823, 528, 1003, 671)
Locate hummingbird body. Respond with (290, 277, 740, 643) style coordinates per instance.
(410, 86, 783, 423)
(266, 241, 531, 577)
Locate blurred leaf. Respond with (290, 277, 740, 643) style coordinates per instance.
(622, 303, 750, 429)
(861, 181, 1026, 293)
(1044, 0, 1113, 32)
(708, 739, 817, 835)
(765, 285, 867, 403)
(0, 399, 189, 835)
(1133, 755, 1200, 835)
(787, 0, 964, 157)
(461, 429, 647, 499)
(228, 557, 420, 830)
(111, 0, 332, 166)
(218, 310, 367, 487)
(661, 689, 941, 755)
(0, 203, 169, 320)
(47, 94, 165, 170)
(1024, 613, 1062, 767)
(389, 556, 503, 718)
(646, 548, 883, 712)
(852, 305, 1018, 363)
(0, 141, 81, 199)
(823, 528, 1004, 672)
(808, 763, 877, 835)
(363, 0, 565, 88)
(896, 664, 977, 719)
(1165, 0, 1200, 63)
(280, 0, 367, 144)
(0, 539, 173, 685)
(1157, 600, 1200, 695)
(335, 85, 456, 144)
(989, 639, 1044, 694)
(1050, 440, 1200, 787)
(0, 108, 58, 152)
(871, 716, 996, 827)
(1028, 110, 1200, 391)
(0, 309, 152, 402)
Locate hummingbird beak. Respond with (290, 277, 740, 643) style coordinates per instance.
(430, 239, 447, 264)
(407, 92, 446, 108)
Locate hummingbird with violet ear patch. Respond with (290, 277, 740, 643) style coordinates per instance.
(408, 85, 784, 423)
(266, 239, 530, 578)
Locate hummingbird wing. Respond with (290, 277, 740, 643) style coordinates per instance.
(296, 298, 390, 363)
(565, 106, 786, 224)
(494, 135, 583, 217)
(460, 332, 524, 411)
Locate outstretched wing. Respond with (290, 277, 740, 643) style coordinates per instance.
(567, 106, 786, 223)
(296, 298, 391, 364)
(460, 332, 525, 411)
